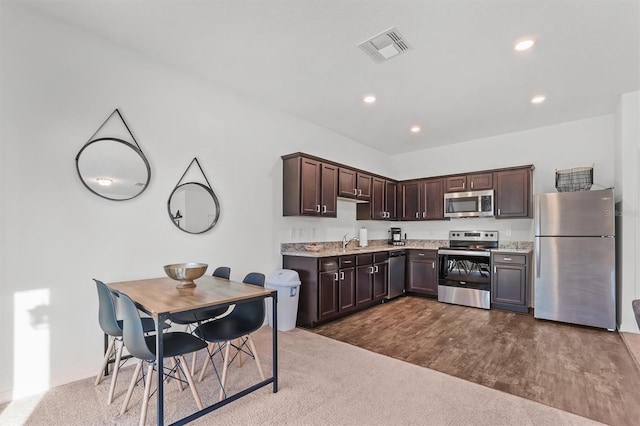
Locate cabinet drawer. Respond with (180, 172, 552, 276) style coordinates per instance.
(408, 249, 436, 259)
(374, 252, 389, 263)
(339, 255, 356, 268)
(319, 257, 339, 272)
(357, 253, 374, 265)
(493, 253, 527, 265)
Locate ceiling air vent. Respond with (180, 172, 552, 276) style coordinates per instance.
(358, 27, 411, 63)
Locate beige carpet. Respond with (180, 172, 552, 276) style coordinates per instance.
(0, 327, 601, 425)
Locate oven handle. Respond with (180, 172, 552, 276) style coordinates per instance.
(437, 249, 491, 257)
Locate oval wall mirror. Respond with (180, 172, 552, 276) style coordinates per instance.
(168, 182, 220, 234)
(76, 137, 151, 201)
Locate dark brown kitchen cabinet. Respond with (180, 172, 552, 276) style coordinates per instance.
(318, 256, 356, 321)
(358, 177, 398, 220)
(491, 252, 530, 313)
(400, 178, 444, 221)
(338, 168, 371, 201)
(282, 155, 337, 217)
(494, 167, 532, 218)
(356, 252, 388, 306)
(445, 172, 493, 192)
(406, 249, 438, 296)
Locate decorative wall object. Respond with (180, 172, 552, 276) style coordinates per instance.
(75, 109, 151, 201)
(168, 158, 220, 234)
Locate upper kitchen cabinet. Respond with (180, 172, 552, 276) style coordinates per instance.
(400, 178, 444, 221)
(338, 167, 371, 201)
(445, 172, 493, 192)
(357, 177, 397, 220)
(494, 166, 533, 218)
(282, 154, 337, 217)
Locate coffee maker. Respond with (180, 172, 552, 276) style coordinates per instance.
(389, 227, 404, 246)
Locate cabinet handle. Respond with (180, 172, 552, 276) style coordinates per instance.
(354, 189, 358, 196)
(340, 271, 345, 280)
(463, 182, 466, 189)
(416, 212, 419, 219)
(374, 265, 379, 273)
(471, 181, 474, 189)
(432, 261, 435, 269)
(358, 189, 362, 196)
(334, 272, 338, 281)
(494, 266, 497, 274)
(316, 205, 321, 213)
(418, 253, 425, 256)
(503, 257, 512, 261)
(497, 208, 501, 216)
(423, 211, 426, 218)
(322, 205, 327, 213)
(343, 260, 352, 264)
(369, 266, 374, 274)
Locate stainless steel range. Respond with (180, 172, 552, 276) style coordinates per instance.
(437, 230, 498, 309)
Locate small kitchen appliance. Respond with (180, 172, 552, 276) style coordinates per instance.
(389, 227, 404, 246)
(437, 231, 498, 309)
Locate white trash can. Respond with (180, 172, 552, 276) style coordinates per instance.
(265, 269, 301, 331)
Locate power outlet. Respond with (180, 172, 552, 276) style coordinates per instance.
(505, 228, 512, 237)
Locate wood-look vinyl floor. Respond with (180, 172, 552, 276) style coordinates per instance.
(309, 296, 640, 426)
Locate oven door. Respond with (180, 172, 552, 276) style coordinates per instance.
(443, 190, 494, 218)
(438, 249, 491, 289)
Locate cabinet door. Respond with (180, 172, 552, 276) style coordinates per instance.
(318, 270, 338, 320)
(385, 180, 398, 220)
(422, 178, 444, 220)
(495, 168, 530, 218)
(300, 157, 321, 215)
(370, 177, 386, 220)
(445, 175, 467, 192)
(492, 264, 526, 306)
(468, 172, 493, 190)
(356, 173, 372, 200)
(372, 262, 388, 301)
(355, 265, 374, 307)
(407, 257, 437, 295)
(321, 163, 338, 217)
(338, 168, 357, 198)
(338, 267, 356, 312)
(400, 181, 420, 221)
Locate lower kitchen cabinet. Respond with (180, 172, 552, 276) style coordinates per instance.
(491, 252, 530, 313)
(406, 249, 438, 296)
(283, 252, 386, 327)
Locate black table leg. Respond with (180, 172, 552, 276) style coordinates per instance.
(272, 292, 278, 393)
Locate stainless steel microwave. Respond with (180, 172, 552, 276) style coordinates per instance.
(444, 189, 494, 218)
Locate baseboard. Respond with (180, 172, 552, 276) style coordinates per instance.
(0, 367, 96, 405)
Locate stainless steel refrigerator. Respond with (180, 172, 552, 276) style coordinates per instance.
(534, 188, 616, 330)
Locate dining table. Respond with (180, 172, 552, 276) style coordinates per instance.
(107, 275, 278, 426)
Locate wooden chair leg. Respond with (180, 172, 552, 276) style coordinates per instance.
(95, 336, 115, 386)
(107, 340, 124, 404)
(190, 350, 198, 376)
(139, 362, 154, 426)
(247, 334, 266, 381)
(120, 360, 143, 415)
(178, 355, 203, 410)
(170, 357, 184, 391)
(198, 342, 213, 382)
(218, 341, 231, 401)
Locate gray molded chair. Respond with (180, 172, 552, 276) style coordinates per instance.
(94, 279, 161, 405)
(170, 266, 231, 325)
(117, 291, 207, 425)
(194, 272, 266, 401)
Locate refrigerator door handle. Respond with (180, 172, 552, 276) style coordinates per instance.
(535, 196, 541, 237)
(535, 237, 541, 278)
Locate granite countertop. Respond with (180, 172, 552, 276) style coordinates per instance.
(281, 239, 532, 258)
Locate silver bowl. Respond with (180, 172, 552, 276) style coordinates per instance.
(163, 263, 208, 288)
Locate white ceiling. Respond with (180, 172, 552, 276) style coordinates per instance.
(23, 0, 640, 154)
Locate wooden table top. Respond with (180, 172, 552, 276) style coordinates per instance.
(108, 275, 274, 317)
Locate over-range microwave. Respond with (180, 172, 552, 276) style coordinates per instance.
(444, 189, 494, 218)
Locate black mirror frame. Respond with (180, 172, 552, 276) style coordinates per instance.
(167, 182, 220, 234)
(75, 137, 151, 201)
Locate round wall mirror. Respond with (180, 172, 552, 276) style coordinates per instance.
(168, 182, 220, 234)
(76, 137, 151, 201)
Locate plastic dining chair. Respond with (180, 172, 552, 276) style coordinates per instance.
(117, 291, 207, 425)
(194, 272, 266, 401)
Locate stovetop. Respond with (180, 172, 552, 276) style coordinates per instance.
(445, 230, 499, 250)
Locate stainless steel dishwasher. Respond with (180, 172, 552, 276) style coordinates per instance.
(386, 250, 406, 300)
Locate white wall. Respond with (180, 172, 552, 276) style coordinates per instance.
(0, 3, 392, 402)
(615, 91, 640, 333)
(390, 115, 616, 242)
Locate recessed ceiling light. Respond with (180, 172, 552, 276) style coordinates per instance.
(410, 126, 421, 133)
(514, 39, 535, 51)
(531, 95, 546, 104)
(363, 95, 376, 104)
(96, 178, 113, 186)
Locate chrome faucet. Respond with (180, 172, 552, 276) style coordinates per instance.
(342, 233, 359, 252)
